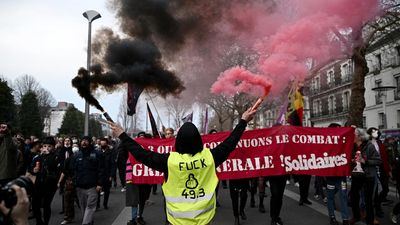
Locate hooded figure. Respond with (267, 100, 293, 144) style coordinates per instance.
(175, 122, 203, 155)
(112, 107, 256, 225)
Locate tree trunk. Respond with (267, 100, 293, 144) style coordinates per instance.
(348, 45, 369, 127)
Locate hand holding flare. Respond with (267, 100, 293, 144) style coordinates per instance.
(250, 86, 270, 111)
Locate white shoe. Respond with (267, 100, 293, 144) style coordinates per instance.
(61, 220, 72, 224)
(294, 182, 299, 187)
(286, 180, 290, 185)
(121, 187, 126, 192)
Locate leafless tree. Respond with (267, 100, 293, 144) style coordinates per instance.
(117, 91, 133, 130)
(206, 44, 267, 131)
(165, 97, 191, 129)
(207, 95, 234, 131)
(12, 74, 56, 120)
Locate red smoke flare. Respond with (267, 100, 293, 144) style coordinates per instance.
(210, 66, 271, 97)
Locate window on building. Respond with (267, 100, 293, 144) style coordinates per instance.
(375, 79, 383, 104)
(312, 101, 317, 116)
(315, 76, 320, 90)
(327, 70, 334, 87)
(378, 112, 386, 129)
(328, 96, 335, 114)
(343, 91, 350, 111)
(376, 54, 382, 71)
(318, 100, 322, 115)
(395, 76, 400, 100)
(397, 110, 400, 128)
(395, 46, 400, 66)
(363, 116, 366, 128)
(341, 63, 351, 82)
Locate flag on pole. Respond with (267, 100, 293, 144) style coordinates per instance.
(203, 108, 209, 134)
(182, 112, 193, 123)
(127, 84, 143, 116)
(286, 84, 304, 127)
(147, 103, 160, 138)
(275, 97, 289, 125)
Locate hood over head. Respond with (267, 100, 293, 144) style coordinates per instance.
(175, 122, 203, 155)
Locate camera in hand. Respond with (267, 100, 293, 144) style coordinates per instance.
(0, 176, 33, 208)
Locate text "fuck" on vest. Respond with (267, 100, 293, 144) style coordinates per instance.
(179, 159, 207, 171)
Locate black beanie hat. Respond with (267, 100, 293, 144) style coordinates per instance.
(42, 136, 56, 146)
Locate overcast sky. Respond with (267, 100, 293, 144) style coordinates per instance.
(0, 0, 130, 123)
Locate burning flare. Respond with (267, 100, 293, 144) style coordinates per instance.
(211, 66, 271, 110)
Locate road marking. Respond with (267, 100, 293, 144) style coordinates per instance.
(111, 207, 130, 225)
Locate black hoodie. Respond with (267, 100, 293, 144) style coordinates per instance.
(175, 122, 203, 155)
(118, 119, 248, 179)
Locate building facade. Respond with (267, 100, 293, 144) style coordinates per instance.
(306, 59, 354, 127)
(43, 102, 74, 136)
(306, 33, 400, 131)
(363, 38, 400, 134)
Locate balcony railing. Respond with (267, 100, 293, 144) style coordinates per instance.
(341, 75, 352, 84)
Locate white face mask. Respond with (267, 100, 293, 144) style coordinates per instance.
(372, 130, 379, 139)
(72, 147, 79, 153)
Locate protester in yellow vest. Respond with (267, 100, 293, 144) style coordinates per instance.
(110, 107, 256, 225)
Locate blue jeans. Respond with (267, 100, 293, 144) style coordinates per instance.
(131, 207, 138, 220)
(326, 177, 349, 220)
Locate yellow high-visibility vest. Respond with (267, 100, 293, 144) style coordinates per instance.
(162, 148, 218, 225)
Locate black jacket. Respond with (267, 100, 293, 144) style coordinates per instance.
(29, 152, 60, 185)
(351, 141, 382, 178)
(70, 146, 104, 188)
(101, 147, 116, 181)
(58, 146, 73, 171)
(118, 119, 248, 179)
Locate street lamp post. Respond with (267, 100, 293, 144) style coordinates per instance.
(83, 10, 101, 136)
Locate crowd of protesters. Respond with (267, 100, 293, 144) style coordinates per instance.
(2, 118, 400, 225)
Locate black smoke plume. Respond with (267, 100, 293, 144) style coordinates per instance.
(72, 0, 273, 107)
(72, 33, 185, 108)
(71, 68, 104, 112)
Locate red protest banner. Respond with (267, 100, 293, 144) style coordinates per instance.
(129, 126, 354, 184)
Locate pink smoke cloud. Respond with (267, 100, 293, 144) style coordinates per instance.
(211, 66, 271, 97)
(211, 0, 380, 96)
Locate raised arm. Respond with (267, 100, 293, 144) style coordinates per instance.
(111, 124, 169, 173)
(211, 107, 256, 167)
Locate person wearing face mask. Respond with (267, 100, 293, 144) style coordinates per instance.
(367, 127, 391, 219)
(96, 138, 116, 210)
(349, 128, 381, 225)
(70, 136, 104, 225)
(57, 137, 73, 215)
(29, 136, 61, 225)
(58, 143, 80, 224)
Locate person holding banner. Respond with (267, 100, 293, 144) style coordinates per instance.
(349, 128, 381, 225)
(110, 107, 256, 225)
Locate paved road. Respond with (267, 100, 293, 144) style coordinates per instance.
(29, 180, 397, 225)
